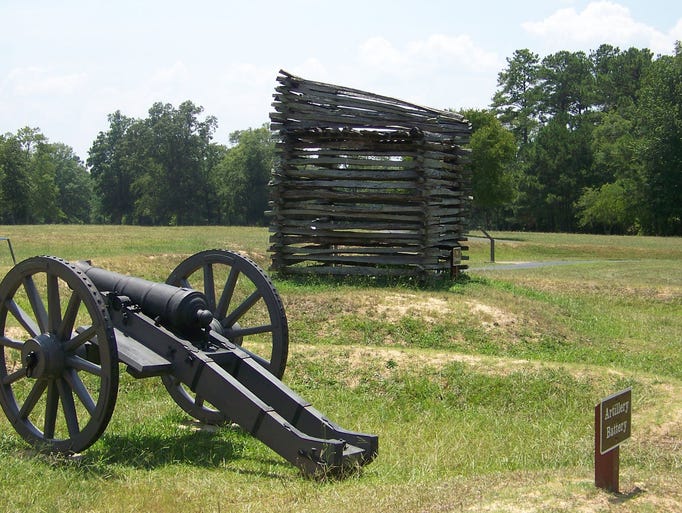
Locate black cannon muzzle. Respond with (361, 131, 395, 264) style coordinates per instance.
(75, 261, 213, 340)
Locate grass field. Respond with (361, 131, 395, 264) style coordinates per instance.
(0, 226, 679, 513)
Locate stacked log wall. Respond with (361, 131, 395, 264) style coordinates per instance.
(269, 71, 471, 277)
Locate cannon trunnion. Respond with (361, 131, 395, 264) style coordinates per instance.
(0, 250, 377, 477)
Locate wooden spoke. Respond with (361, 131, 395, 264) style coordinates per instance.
(19, 379, 48, 419)
(6, 299, 40, 338)
(224, 324, 274, 338)
(57, 378, 80, 438)
(43, 380, 59, 439)
(65, 355, 102, 376)
(0, 335, 23, 350)
(63, 369, 96, 415)
(216, 266, 239, 320)
(57, 291, 82, 342)
(2, 367, 27, 386)
(64, 325, 98, 353)
(23, 276, 48, 334)
(46, 273, 62, 334)
(202, 263, 216, 311)
(223, 290, 262, 327)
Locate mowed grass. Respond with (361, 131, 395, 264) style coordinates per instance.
(0, 225, 680, 513)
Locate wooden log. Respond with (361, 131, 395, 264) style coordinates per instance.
(282, 168, 420, 180)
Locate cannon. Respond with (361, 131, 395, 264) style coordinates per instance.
(0, 250, 377, 477)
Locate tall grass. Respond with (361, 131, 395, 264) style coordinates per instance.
(0, 226, 680, 512)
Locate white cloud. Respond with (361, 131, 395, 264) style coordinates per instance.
(350, 33, 502, 110)
(522, 1, 679, 55)
(360, 37, 405, 71)
(290, 58, 329, 82)
(407, 34, 501, 72)
(149, 60, 190, 86)
(217, 62, 275, 87)
(8, 67, 88, 96)
(359, 33, 501, 76)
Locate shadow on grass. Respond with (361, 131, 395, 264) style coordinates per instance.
(0, 423, 291, 479)
(609, 486, 645, 504)
(277, 269, 476, 292)
(94, 428, 243, 469)
(92, 423, 290, 475)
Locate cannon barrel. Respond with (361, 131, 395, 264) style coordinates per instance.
(75, 261, 213, 339)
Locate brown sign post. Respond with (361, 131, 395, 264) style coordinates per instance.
(595, 387, 632, 492)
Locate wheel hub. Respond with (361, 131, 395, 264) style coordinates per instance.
(21, 334, 65, 379)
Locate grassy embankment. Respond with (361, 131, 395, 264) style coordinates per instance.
(0, 225, 679, 513)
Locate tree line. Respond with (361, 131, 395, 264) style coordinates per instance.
(1, 43, 680, 235)
(0, 102, 273, 226)
(469, 43, 682, 236)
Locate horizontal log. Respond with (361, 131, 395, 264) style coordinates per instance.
(274, 245, 426, 255)
(270, 199, 426, 210)
(281, 168, 420, 181)
(276, 218, 422, 231)
(279, 189, 422, 202)
(274, 227, 421, 238)
(285, 156, 416, 170)
(274, 265, 424, 277)
(272, 212, 424, 224)
(280, 180, 421, 191)
(272, 108, 470, 137)
(270, 232, 423, 246)
(273, 259, 462, 273)
(275, 141, 419, 153)
(276, 253, 429, 266)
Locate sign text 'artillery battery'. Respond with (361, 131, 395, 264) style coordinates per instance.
(599, 387, 632, 454)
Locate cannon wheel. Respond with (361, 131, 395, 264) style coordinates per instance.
(0, 256, 118, 453)
(163, 249, 288, 424)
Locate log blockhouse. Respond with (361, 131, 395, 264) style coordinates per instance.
(269, 70, 472, 277)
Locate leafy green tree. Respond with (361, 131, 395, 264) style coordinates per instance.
(28, 142, 61, 223)
(590, 44, 653, 113)
(0, 135, 30, 223)
(576, 111, 645, 233)
(576, 180, 638, 234)
(88, 102, 218, 225)
(52, 143, 93, 223)
(136, 101, 217, 225)
(637, 44, 682, 235)
(492, 49, 541, 145)
(12, 128, 63, 223)
(0, 131, 33, 223)
(538, 50, 594, 121)
(88, 111, 135, 223)
(493, 49, 598, 232)
(214, 126, 274, 225)
(460, 109, 517, 228)
(2, 128, 94, 224)
(519, 115, 593, 231)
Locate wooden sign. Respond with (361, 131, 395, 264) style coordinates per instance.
(599, 387, 632, 454)
(595, 387, 632, 492)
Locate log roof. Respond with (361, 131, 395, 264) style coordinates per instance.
(270, 70, 470, 140)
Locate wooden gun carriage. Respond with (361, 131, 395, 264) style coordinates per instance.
(0, 250, 377, 477)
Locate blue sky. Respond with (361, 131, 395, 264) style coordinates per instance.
(2, 0, 681, 159)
